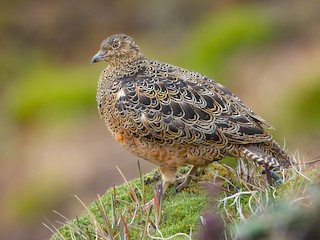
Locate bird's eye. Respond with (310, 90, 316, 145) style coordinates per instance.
(112, 41, 120, 49)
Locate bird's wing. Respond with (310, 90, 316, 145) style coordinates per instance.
(112, 62, 272, 147)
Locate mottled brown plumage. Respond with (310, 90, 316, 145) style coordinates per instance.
(91, 34, 292, 192)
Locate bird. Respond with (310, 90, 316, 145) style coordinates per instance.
(91, 33, 293, 193)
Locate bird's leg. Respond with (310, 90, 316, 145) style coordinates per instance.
(263, 163, 273, 185)
(175, 165, 198, 192)
(160, 166, 177, 194)
(143, 167, 177, 209)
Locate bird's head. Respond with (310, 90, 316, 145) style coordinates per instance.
(91, 34, 144, 66)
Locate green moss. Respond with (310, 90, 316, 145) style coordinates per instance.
(51, 161, 320, 239)
(52, 168, 208, 239)
(159, 188, 207, 237)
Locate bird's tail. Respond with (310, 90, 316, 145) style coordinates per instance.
(242, 140, 293, 170)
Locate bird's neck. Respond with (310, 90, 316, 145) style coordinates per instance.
(104, 57, 147, 76)
(107, 57, 146, 73)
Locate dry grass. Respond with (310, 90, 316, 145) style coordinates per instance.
(46, 153, 320, 239)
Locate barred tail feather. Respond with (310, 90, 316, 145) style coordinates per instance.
(268, 140, 293, 168)
(242, 140, 293, 170)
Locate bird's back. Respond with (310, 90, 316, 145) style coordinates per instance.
(98, 59, 270, 145)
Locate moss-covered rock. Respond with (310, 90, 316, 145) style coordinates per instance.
(51, 161, 320, 239)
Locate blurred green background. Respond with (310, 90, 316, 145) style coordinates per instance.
(1, 0, 319, 239)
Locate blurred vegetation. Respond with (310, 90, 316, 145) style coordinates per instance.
(1, 0, 319, 239)
(285, 75, 320, 137)
(4, 60, 97, 125)
(180, 5, 278, 81)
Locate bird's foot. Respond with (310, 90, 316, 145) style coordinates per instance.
(261, 169, 283, 185)
(175, 175, 192, 192)
(175, 166, 198, 192)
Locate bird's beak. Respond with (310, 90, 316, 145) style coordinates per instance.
(91, 50, 106, 63)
